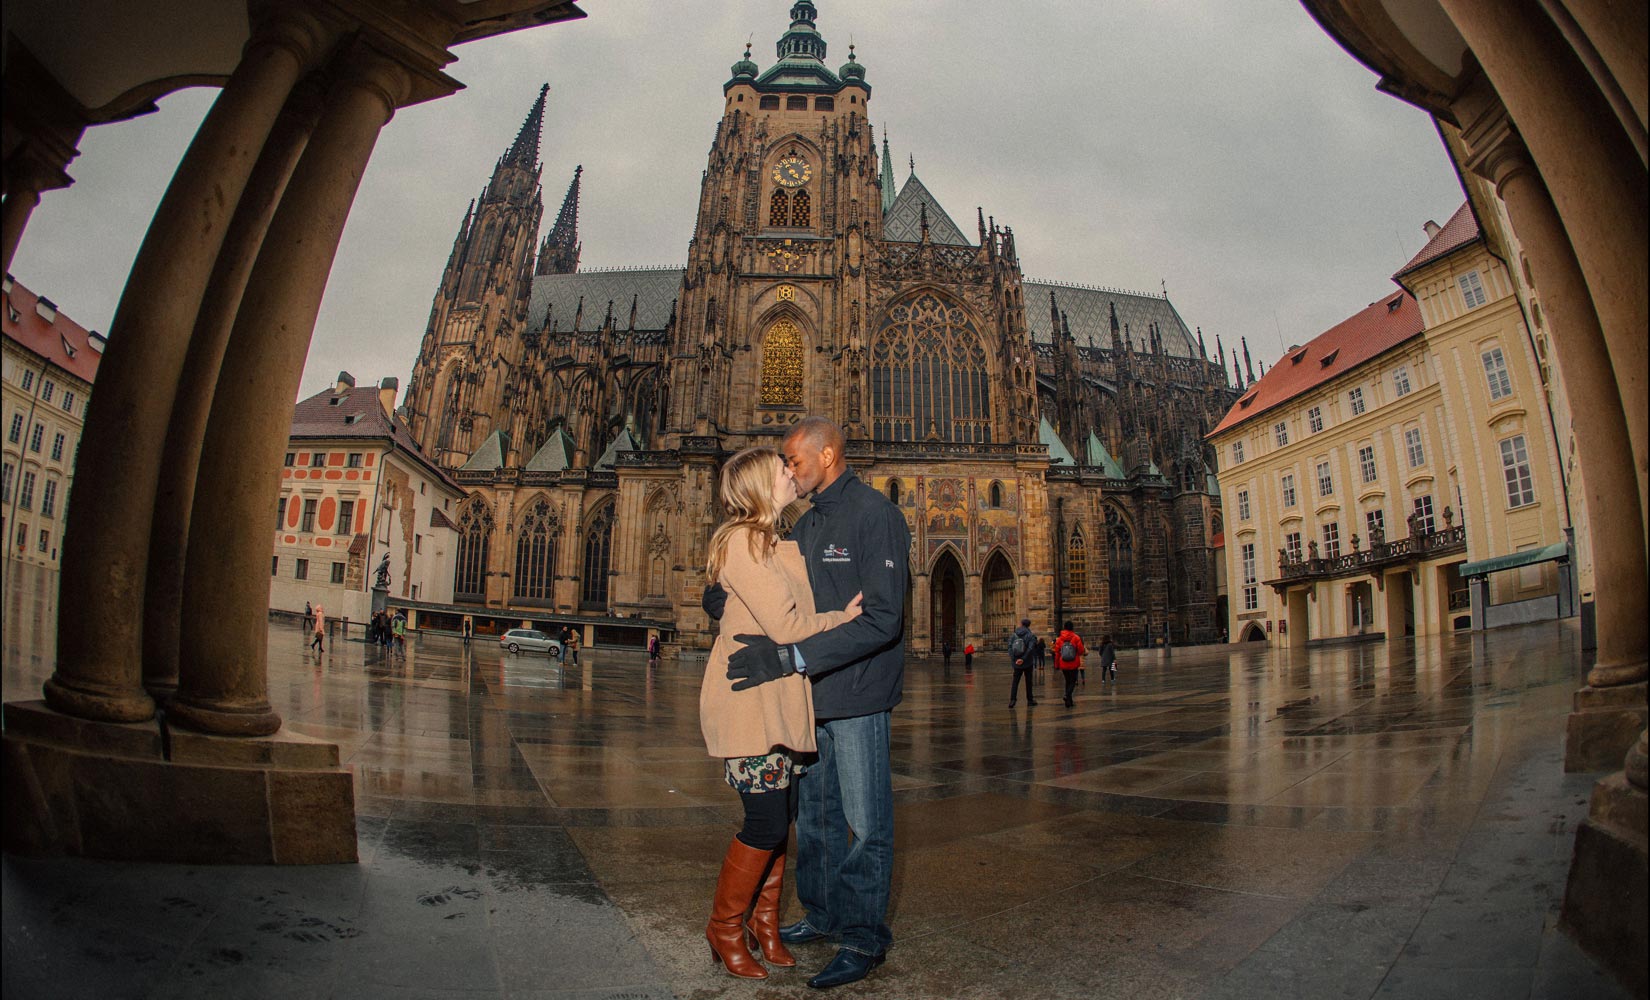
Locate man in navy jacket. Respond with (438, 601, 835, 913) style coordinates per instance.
(713, 416, 910, 989)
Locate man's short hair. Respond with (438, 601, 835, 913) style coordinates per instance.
(785, 415, 846, 456)
(1021, 618, 1031, 627)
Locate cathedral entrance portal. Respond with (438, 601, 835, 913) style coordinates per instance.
(983, 551, 1015, 642)
(930, 551, 964, 651)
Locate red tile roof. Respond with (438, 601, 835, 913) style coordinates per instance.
(1395, 200, 1479, 278)
(1208, 289, 1423, 438)
(1, 277, 104, 384)
(289, 381, 462, 493)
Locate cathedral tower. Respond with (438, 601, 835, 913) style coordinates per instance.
(406, 85, 548, 467)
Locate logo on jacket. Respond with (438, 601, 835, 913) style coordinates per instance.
(822, 544, 851, 564)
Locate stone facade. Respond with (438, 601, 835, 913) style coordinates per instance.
(404, 2, 1238, 650)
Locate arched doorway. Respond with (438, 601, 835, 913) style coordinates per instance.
(982, 551, 1015, 640)
(930, 549, 964, 651)
(1240, 622, 1268, 642)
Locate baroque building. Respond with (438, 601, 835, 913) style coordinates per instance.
(403, 1, 1239, 650)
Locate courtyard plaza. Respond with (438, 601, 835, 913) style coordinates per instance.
(0, 563, 1626, 999)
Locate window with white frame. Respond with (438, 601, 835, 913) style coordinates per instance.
(309, 452, 326, 468)
(1413, 494, 1435, 534)
(1231, 440, 1244, 465)
(1274, 422, 1289, 447)
(61, 391, 75, 413)
(1, 463, 11, 503)
(1482, 346, 1514, 400)
(1459, 270, 1488, 309)
(40, 478, 57, 518)
(1500, 434, 1536, 508)
(337, 499, 355, 535)
(1307, 406, 1323, 434)
(1394, 367, 1412, 396)
(19, 371, 33, 392)
(1348, 387, 1366, 415)
(50, 433, 64, 462)
(38, 529, 49, 553)
(28, 423, 43, 452)
(6, 413, 19, 444)
(1317, 461, 1334, 497)
(1323, 521, 1341, 558)
(1281, 473, 1297, 508)
(1285, 531, 1302, 563)
(1237, 489, 1251, 521)
(1358, 445, 1378, 484)
(1405, 427, 1426, 468)
(41, 381, 54, 403)
(1366, 509, 1385, 539)
(295, 558, 309, 580)
(19, 471, 36, 510)
(1241, 543, 1258, 611)
(330, 562, 345, 584)
(300, 498, 317, 533)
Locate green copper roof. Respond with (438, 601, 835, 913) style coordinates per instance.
(525, 426, 575, 472)
(460, 429, 510, 472)
(730, 43, 758, 80)
(1039, 418, 1077, 466)
(595, 423, 641, 470)
(1086, 432, 1126, 478)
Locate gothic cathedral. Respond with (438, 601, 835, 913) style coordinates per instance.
(404, 2, 1239, 650)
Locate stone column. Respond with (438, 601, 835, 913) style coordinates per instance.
(1, 187, 42, 276)
(142, 81, 325, 701)
(1439, 0, 1650, 544)
(170, 43, 417, 736)
(1468, 127, 1649, 768)
(44, 14, 328, 724)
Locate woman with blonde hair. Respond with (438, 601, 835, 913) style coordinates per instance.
(700, 446, 862, 980)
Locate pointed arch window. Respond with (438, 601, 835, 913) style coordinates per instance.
(769, 189, 790, 227)
(790, 189, 811, 227)
(1106, 506, 1134, 607)
(580, 501, 615, 610)
(887, 479, 901, 505)
(513, 498, 559, 605)
(760, 318, 804, 407)
(871, 291, 993, 443)
(454, 499, 494, 602)
(1068, 529, 1088, 596)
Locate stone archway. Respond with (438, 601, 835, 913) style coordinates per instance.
(1240, 622, 1268, 642)
(982, 550, 1015, 641)
(930, 549, 964, 651)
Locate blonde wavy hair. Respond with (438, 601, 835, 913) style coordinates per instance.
(705, 446, 785, 582)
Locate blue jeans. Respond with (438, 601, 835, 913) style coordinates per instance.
(794, 710, 894, 956)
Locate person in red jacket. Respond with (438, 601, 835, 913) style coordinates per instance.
(1053, 622, 1086, 708)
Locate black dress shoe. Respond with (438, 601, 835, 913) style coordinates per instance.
(808, 948, 885, 989)
(779, 919, 832, 944)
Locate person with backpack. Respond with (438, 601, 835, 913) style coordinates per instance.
(1008, 619, 1038, 708)
(1097, 634, 1117, 683)
(1054, 621, 1086, 708)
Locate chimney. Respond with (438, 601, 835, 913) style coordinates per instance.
(379, 376, 398, 417)
(1422, 220, 1442, 240)
(335, 370, 355, 393)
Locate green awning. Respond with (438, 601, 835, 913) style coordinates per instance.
(1459, 541, 1568, 578)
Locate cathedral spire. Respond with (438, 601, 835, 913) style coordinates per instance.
(538, 164, 582, 275)
(880, 131, 896, 214)
(505, 84, 549, 169)
(1242, 336, 1255, 383)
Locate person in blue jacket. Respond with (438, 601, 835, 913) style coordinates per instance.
(706, 416, 910, 989)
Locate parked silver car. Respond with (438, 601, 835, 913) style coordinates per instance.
(499, 628, 563, 656)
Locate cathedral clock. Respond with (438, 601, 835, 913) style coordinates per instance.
(772, 154, 811, 187)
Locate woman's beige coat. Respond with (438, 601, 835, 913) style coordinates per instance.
(700, 528, 851, 759)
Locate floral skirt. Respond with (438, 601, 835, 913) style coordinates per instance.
(724, 750, 803, 792)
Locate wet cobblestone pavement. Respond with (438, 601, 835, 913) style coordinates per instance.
(1, 564, 1628, 998)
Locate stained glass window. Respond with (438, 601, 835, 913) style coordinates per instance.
(871, 291, 992, 443)
(1068, 530, 1088, 596)
(769, 190, 790, 227)
(581, 502, 614, 610)
(760, 319, 804, 407)
(454, 499, 493, 602)
(1106, 506, 1134, 607)
(790, 189, 810, 227)
(514, 498, 559, 604)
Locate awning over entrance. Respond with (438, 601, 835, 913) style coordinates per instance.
(1459, 541, 1568, 578)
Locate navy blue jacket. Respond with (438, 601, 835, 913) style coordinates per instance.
(791, 469, 911, 719)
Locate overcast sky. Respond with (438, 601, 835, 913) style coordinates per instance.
(13, 0, 1466, 403)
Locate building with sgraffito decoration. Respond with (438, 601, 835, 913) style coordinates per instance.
(401, 2, 1239, 650)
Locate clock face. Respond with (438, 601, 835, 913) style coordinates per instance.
(772, 155, 811, 188)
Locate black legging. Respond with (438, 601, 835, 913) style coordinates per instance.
(736, 781, 798, 851)
(1062, 669, 1079, 702)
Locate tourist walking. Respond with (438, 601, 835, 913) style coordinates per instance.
(1054, 621, 1086, 707)
(648, 634, 661, 665)
(567, 629, 580, 664)
(963, 642, 974, 669)
(1008, 619, 1038, 708)
(392, 612, 407, 656)
(941, 639, 952, 670)
(1097, 634, 1117, 683)
(698, 445, 864, 980)
(303, 600, 313, 633)
(715, 416, 912, 989)
(310, 605, 326, 653)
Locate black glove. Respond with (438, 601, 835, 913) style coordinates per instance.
(702, 582, 728, 621)
(727, 634, 796, 691)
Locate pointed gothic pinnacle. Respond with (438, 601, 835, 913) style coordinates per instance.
(506, 83, 549, 168)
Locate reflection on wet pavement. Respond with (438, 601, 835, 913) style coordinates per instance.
(0, 561, 1627, 998)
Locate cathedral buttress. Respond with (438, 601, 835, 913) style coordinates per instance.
(408, 85, 549, 467)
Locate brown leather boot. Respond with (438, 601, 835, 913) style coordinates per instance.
(746, 847, 796, 967)
(706, 837, 769, 979)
